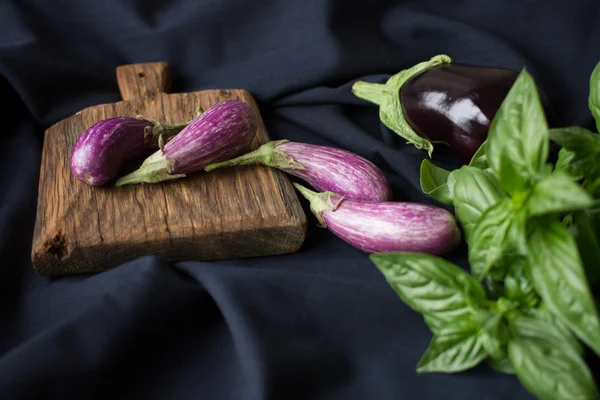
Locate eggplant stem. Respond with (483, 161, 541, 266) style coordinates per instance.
(114, 150, 185, 187)
(204, 140, 305, 172)
(292, 183, 344, 227)
(351, 81, 388, 106)
(148, 105, 204, 146)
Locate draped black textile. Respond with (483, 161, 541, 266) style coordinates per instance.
(1, 1, 599, 398)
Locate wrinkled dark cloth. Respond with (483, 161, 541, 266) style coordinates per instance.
(1, 1, 599, 399)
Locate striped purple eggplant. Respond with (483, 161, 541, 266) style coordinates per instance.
(115, 100, 258, 187)
(71, 115, 192, 186)
(293, 183, 461, 255)
(205, 140, 393, 201)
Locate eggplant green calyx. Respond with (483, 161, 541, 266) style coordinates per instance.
(204, 140, 305, 172)
(352, 54, 453, 157)
(114, 150, 185, 187)
(140, 106, 204, 147)
(292, 183, 345, 227)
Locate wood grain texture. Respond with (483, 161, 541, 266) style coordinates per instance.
(31, 62, 307, 276)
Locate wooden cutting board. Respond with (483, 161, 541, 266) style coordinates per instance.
(31, 62, 307, 276)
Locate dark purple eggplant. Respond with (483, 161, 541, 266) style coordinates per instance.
(352, 54, 525, 163)
(293, 183, 461, 255)
(71, 114, 196, 186)
(114, 100, 258, 187)
(204, 140, 393, 201)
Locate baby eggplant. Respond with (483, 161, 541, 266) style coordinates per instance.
(352, 54, 524, 163)
(71, 115, 194, 186)
(205, 140, 393, 201)
(293, 183, 461, 255)
(115, 100, 258, 187)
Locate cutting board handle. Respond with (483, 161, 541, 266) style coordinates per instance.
(116, 62, 172, 101)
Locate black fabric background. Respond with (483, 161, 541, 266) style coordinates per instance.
(1, 1, 599, 399)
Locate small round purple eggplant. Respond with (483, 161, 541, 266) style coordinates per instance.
(70, 116, 194, 186)
(293, 183, 461, 255)
(204, 140, 393, 201)
(114, 100, 258, 187)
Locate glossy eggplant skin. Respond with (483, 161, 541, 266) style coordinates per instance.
(400, 64, 519, 164)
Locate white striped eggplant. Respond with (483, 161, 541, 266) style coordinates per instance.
(293, 183, 461, 255)
(204, 140, 393, 201)
(70, 115, 195, 186)
(115, 100, 258, 187)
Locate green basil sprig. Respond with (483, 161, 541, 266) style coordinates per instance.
(370, 252, 599, 400)
(387, 63, 600, 400)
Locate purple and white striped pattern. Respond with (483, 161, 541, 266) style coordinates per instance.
(164, 100, 257, 174)
(277, 142, 392, 201)
(323, 196, 461, 255)
(70, 117, 154, 186)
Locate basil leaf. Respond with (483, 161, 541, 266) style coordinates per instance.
(469, 140, 489, 170)
(370, 252, 487, 327)
(452, 166, 507, 242)
(503, 257, 539, 309)
(548, 126, 600, 151)
(487, 68, 550, 195)
(570, 210, 600, 285)
(416, 320, 487, 373)
(473, 309, 509, 361)
(419, 159, 453, 205)
(548, 126, 600, 183)
(487, 357, 514, 375)
(589, 60, 600, 133)
(526, 305, 583, 355)
(527, 218, 600, 357)
(555, 147, 584, 180)
(468, 199, 526, 279)
(508, 315, 598, 400)
(527, 171, 594, 217)
(423, 314, 445, 333)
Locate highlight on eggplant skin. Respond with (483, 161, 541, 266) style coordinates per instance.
(205, 140, 393, 201)
(293, 183, 461, 256)
(399, 63, 518, 164)
(70, 117, 157, 187)
(114, 100, 259, 187)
